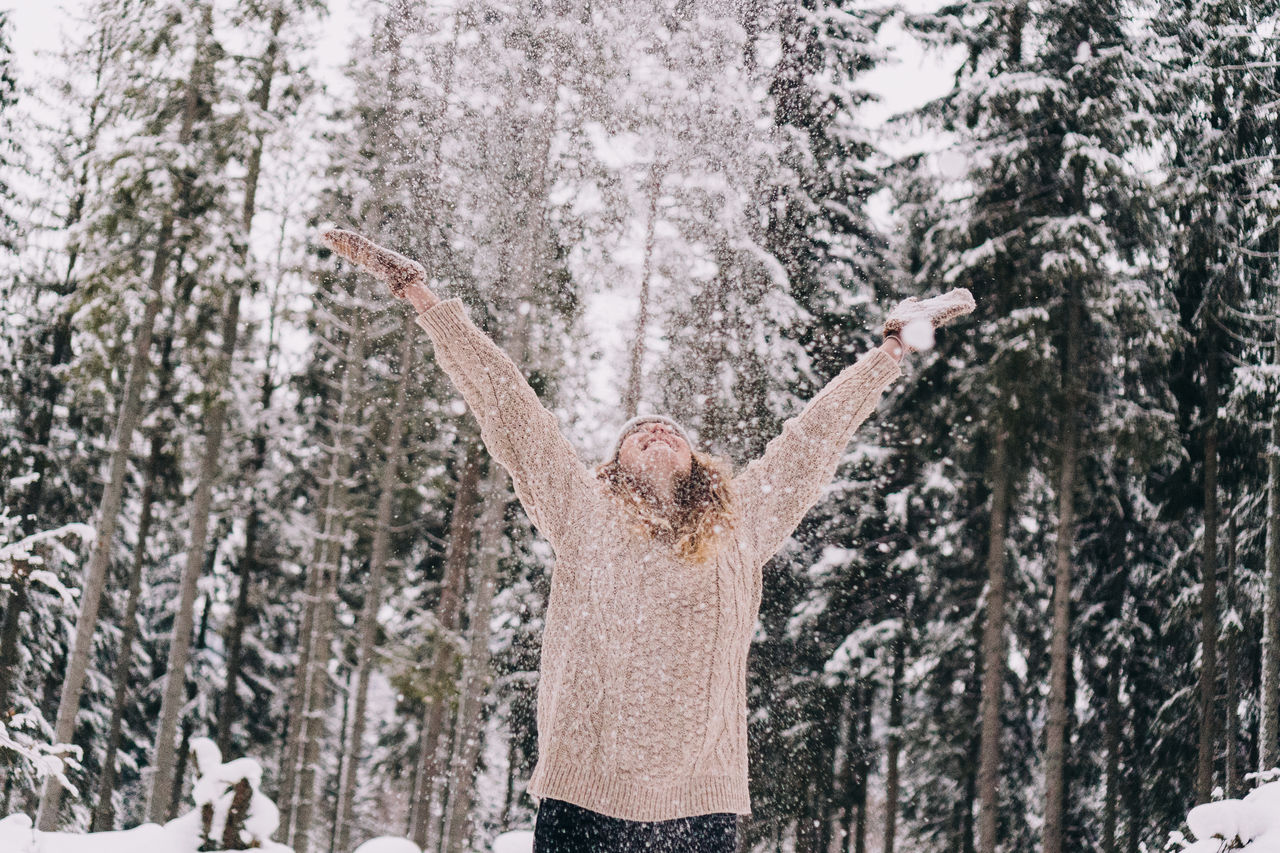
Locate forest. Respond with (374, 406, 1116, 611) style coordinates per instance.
(0, 0, 1277, 851)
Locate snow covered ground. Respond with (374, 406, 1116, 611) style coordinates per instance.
(0, 817, 535, 853)
(0, 732, 534, 853)
(1173, 776, 1280, 852)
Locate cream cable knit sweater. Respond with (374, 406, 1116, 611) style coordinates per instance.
(415, 298, 902, 822)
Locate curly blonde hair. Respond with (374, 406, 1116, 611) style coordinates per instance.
(595, 449, 737, 563)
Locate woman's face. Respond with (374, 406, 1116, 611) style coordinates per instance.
(616, 421, 693, 487)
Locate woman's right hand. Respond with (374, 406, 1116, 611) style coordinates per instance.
(320, 228, 441, 312)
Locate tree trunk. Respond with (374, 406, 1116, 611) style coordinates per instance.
(883, 636, 905, 853)
(35, 8, 209, 828)
(438, 471, 508, 853)
(275, 533, 327, 838)
(335, 321, 415, 853)
(289, 329, 364, 853)
(961, 731, 978, 853)
(1124, 702, 1146, 853)
(1224, 507, 1239, 797)
(1044, 284, 1081, 853)
(408, 442, 482, 846)
(1196, 337, 1220, 805)
(167, 593, 213, 821)
(853, 685, 872, 853)
(977, 428, 1011, 853)
(217, 501, 258, 757)
(91, 433, 161, 831)
(1100, 657, 1122, 853)
(149, 6, 282, 814)
(148, 274, 245, 820)
(0, 578, 27, 716)
(1260, 320, 1280, 771)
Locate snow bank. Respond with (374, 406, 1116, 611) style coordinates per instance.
(352, 838, 422, 853)
(1, 737, 290, 853)
(491, 830, 534, 853)
(1174, 776, 1280, 851)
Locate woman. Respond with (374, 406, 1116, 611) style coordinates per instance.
(320, 229, 973, 852)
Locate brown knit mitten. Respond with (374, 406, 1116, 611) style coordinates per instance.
(882, 288, 976, 351)
(320, 228, 427, 298)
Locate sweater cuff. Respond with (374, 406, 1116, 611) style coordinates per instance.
(414, 297, 471, 343)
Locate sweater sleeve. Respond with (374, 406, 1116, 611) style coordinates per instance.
(732, 346, 901, 567)
(415, 298, 597, 550)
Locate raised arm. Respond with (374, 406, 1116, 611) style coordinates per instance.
(732, 287, 975, 567)
(732, 343, 902, 567)
(321, 229, 596, 549)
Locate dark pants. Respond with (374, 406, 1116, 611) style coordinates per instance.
(533, 797, 738, 853)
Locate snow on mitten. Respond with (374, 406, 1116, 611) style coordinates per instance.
(320, 228, 426, 298)
(882, 288, 976, 352)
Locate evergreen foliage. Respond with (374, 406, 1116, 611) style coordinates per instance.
(0, 1, 1276, 851)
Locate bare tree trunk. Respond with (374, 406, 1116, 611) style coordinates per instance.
(1224, 507, 1240, 797)
(1044, 286, 1081, 853)
(622, 165, 662, 419)
(1196, 338, 1220, 805)
(977, 428, 1011, 853)
(335, 322, 415, 852)
(90, 434, 161, 831)
(0, 578, 27, 716)
(167, 593, 213, 821)
(1260, 314, 1280, 772)
(217, 502, 258, 757)
(883, 637, 905, 853)
(290, 329, 364, 853)
(276, 533, 326, 838)
(408, 442, 482, 846)
(148, 8, 282, 814)
(962, 732, 978, 853)
(1100, 658, 1122, 853)
(148, 265, 245, 820)
(439, 471, 507, 853)
(853, 686, 872, 853)
(1124, 704, 1146, 853)
(36, 8, 209, 827)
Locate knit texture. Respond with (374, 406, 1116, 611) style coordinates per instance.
(605, 414, 694, 462)
(881, 288, 976, 345)
(321, 228, 427, 297)
(415, 298, 902, 821)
